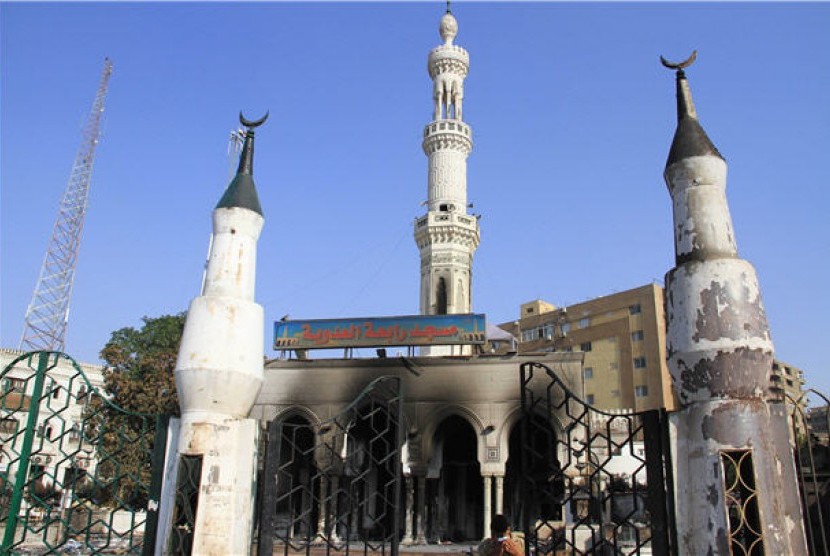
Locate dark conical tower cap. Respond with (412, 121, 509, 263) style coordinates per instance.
(661, 52, 724, 168)
(216, 111, 268, 216)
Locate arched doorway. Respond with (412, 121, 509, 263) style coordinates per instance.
(504, 415, 563, 530)
(428, 414, 483, 542)
(341, 402, 402, 541)
(274, 414, 318, 539)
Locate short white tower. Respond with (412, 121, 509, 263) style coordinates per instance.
(160, 113, 268, 555)
(660, 56, 807, 553)
(414, 6, 479, 355)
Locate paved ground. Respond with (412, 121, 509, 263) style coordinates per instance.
(260, 542, 480, 556)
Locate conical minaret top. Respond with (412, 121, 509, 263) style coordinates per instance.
(216, 111, 268, 216)
(662, 51, 723, 169)
(661, 53, 736, 265)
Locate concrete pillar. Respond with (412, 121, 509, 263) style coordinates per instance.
(316, 478, 328, 539)
(483, 475, 492, 539)
(403, 475, 415, 544)
(660, 60, 807, 554)
(495, 475, 504, 514)
(330, 476, 341, 543)
(415, 476, 427, 544)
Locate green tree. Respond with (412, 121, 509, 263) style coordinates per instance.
(85, 313, 185, 509)
(99, 313, 184, 416)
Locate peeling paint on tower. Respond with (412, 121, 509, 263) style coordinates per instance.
(660, 54, 807, 554)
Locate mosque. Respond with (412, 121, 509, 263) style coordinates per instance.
(253, 8, 583, 542)
(162, 3, 805, 555)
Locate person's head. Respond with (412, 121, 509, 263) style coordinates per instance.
(490, 514, 510, 538)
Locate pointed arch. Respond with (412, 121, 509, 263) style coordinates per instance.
(436, 277, 448, 315)
(270, 405, 321, 428)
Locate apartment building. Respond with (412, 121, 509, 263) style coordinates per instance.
(499, 283, 816, 416)
(499, 283, 674, 412)
(0, 348, 105, 489)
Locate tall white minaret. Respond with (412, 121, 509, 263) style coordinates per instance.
(660, 55, 807, 554)
(414, 6, 479, 355)
(160, 113, 267, 555)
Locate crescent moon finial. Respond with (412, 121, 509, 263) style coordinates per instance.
(660, 50, 697, 71)
(239, 110, 269, 129)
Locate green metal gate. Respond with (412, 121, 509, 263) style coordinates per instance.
(1, 351, 168, 555)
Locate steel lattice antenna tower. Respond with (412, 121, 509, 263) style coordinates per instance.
(19, 58, 113, 352)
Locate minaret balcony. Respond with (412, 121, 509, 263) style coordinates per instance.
(424, 120, 471, 138)
(414, 212, 479, 248)
(416, 211, 477, 227)
(428, 44, 469, 68)
(422, 121, 472, 155)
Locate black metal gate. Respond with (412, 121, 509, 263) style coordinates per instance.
(519, 361, 676, 555)
(788, 390, 829, 556)
(1, 351, 168, 555)
(257, 375, 404, 556)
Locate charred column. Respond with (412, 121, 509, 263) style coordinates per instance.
(661, 53, 807, 554)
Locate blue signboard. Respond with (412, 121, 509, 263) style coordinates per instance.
(274, 314, 486, 350)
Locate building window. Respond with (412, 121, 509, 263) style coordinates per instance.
(3, 378, 25, 393)
(786, 379, 794, 387)
(522, 330, 534, 343)
(584, 367, 593, 379)
(586, 394, 595, 405)
(543, 324, 555, 340)
(561, 322, 571, 335)
(29, 464, 45, 484)
(578, 318, 590, 329)
(629, 304, 642, 315)
(721, 450, 762, 551)
(37, 424, 54, 440)
(635, 385, 649, 397)
(580, 342, 592, 352)
(631, 330, 644, 342)
(634, 357, 647, 369)
(1, 418, 17, 435)
(436, 278, 448, 315)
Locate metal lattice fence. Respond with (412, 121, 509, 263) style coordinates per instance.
(788, 390, 829, 556)
(257, 375, 404, 556)
(519, 361, 675, 555)
(1, 351, 167, 555)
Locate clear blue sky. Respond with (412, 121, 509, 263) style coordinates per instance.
(2, 2, 828, 395)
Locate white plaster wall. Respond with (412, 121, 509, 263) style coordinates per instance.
(203, 208, 263, 300)
(171, 416, 260, 556)
(176, 297, 264, 418)
(665, 156, 735, 259)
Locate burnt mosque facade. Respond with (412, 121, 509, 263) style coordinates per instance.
(252, 8, 584, 543)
